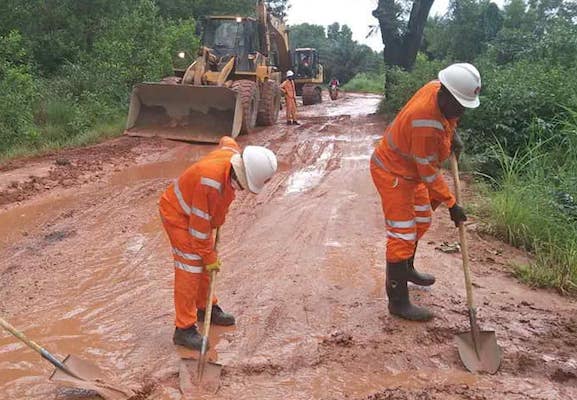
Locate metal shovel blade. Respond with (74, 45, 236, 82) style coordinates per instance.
(50, 354, 135, 400)
(179, 357, 223, 394)
(456, 330, 502, 374)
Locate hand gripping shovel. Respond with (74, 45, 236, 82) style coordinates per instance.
(450, 155, 502, 374)
(179, 229, 223, 394)
(0, 316, 135, 400)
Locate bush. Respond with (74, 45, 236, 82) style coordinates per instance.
(342, 72, 385, 94)
(0, 0, 201, 159)
(379, 54, 445, 115)
(0, 31, 37, 152)
(461, 59, 577, 156)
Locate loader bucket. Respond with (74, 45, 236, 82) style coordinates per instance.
(125, 83, 243, 143)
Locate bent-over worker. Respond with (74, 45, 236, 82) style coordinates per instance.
(159, 137, 278, 350)
(370, 63, 481, 322)
(280, 70, 300, 125)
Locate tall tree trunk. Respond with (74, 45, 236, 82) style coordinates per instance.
(373, 0, 435, 70)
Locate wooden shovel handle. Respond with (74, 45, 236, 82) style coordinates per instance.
(450, 155, 476, 310)
(0, 316, 44, 354)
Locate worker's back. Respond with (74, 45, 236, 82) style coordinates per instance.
(375, 81, 457, 181)
(160, 137, 240, 230)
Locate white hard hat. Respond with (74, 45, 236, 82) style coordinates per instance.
(239, 146, 278, 194)
(286, 70, 294, 78)
(438, 63, 481, 108)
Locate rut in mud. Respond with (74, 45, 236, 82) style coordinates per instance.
(0, 93, 576, 400)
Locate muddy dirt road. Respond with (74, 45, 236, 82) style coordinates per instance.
(1, 93, 576, 400)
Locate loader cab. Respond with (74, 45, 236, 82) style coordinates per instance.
(294, 48, 319, 79)
(203, 17, 262, 72)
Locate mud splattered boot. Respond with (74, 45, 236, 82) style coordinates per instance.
(386, 260, 434, 321)
(173, 325, 204, 351)
(407, 242, 435, 286)
(197, 304, 236, 326)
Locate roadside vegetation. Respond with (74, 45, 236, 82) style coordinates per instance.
(379, 0, 577, 294)
(342, 72, 385, 94)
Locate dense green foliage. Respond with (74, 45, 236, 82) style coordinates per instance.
(380, 0, 577, 293)
(289, 23, 384, 84)
(342, 72, 386, 94)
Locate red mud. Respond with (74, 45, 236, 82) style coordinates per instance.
(0, 93, 576, 400)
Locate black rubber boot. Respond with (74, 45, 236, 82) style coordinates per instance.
(406, 242, 435, 286)
(293, 120, 301, 125)
(386, 260, 434, 321)
(287, 120, 292, 125)
(197, 304, 236, 326)
(407, 257, 436, 286)
(173, 325, 205, 351)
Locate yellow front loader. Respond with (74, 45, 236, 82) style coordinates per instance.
(125, 1, 291, 143)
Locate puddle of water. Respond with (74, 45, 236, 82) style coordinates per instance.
(110, 159, 190, 186)
(0, 195, 74, 248)
(285, 143, 334, 194)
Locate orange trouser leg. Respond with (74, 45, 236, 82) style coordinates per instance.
(370, 164, 418, 262)
(161, 219, 217, 329)
(415, 183, 433, 240)
(285, 97, 297, 121)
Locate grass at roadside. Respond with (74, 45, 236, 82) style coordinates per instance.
(0, 115, 125, 163)
(342, 72, 384, 94)
(475, 120, 577, 295)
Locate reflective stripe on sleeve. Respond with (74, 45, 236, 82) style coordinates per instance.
(189, 227, 210, 240)
(174, 261, 203, 274)
(220, 146, 240, 154)
(191, 207, 210, 221)
(414, 204, 431, 212)
(421, 171, 438, 183)
(173, 180, 191, 215)
(386, 219, 416, 228)
(172, 248, 202, 261)
(415, 216, 432, 224)
(414, 153, 438, 165)
(387, 231, 417, 241)
(201, 177, 222, 192)
(411, 119, 444, 130)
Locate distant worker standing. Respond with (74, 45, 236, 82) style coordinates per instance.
(370, 63, 481, 321)
(159, 137, 278, 350)
(280, 70, 300, 125)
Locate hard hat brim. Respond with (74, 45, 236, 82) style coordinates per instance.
(438, 70, 480, 109)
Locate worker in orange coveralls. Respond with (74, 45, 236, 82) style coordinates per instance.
(159, 137, 278, 350)
(370, 63, 481, 321)
(280, 70, 300, 125)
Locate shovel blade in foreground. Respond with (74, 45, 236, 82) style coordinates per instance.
(179, 357, 223, 395)
(50, 354, 135, 400)
(456, 330, 502, 374)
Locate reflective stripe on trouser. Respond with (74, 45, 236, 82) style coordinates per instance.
(285, 97, 297, 121)
(161, 218, 217, 329)
(370, 162, 433, 262)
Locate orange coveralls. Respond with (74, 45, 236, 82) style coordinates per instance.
(370, 81, 458, 262)
(280, 79, 297, 122)
(159, 137, 240, 329)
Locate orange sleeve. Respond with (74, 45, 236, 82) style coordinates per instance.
(218, 136, 241, 152)
(188, 184, 217, 265)
(411, 129, 456, 208)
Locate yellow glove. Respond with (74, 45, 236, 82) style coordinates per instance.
(206, 259, 221, 272)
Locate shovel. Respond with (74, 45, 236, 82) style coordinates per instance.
(450, 154, 502, 374)
(179, 229, 223, 394)
(0, 316, 135, 399)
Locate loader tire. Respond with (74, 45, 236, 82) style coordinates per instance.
(302, 84, 322, 105)
(232, 80, 259, 135)
(256, 80, 281, 126)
